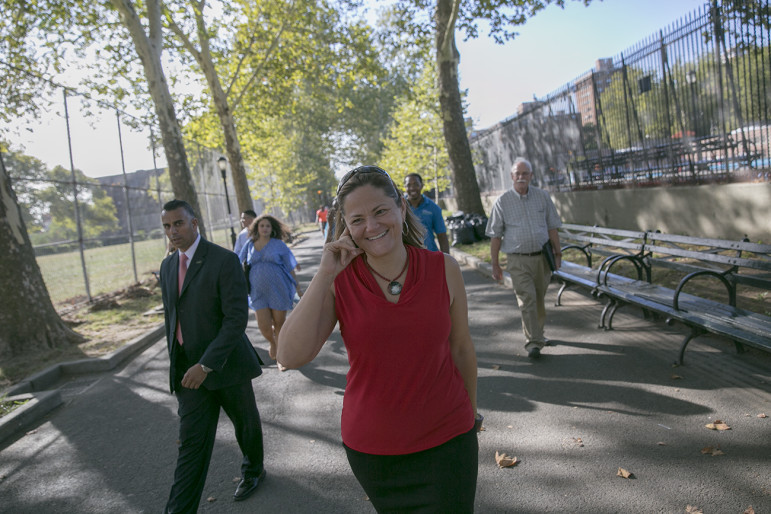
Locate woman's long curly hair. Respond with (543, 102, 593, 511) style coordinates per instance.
(249, 214, 292, 242)
(332, 166, 425, 248)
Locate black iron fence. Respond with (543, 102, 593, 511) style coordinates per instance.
(471, 0, 771, 194)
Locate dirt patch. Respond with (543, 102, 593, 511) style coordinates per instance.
(0, 280, 164, 391)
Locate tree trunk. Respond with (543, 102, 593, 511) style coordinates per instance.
(193, 18, 254, 214)
(110, 0, 207, 237)
(0, 153, 84, 360)
(435, 0, 485, 215)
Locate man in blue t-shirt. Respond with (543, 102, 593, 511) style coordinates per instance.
(404, 173, 450, 253)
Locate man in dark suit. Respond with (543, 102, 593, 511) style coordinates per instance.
(160, 199, 266, 513)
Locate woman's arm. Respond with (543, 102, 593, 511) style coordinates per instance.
(291, 269, 303, 297)
(444, 254, 478, 416)
(278, 228, 362, 368)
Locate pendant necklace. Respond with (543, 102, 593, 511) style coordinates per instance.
(366, 256, 409, 295)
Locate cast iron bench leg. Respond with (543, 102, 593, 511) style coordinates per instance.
(605, 301, 622, 331)
(599, 297, 616, 329)
(556, 282, 569, 306)
(677, 326, 706, 365)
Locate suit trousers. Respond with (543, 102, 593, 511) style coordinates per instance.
(506, 253, 552, 349)
(165, 347, 264, 514)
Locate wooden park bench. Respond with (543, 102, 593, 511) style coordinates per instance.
(553, 225, 771, 364)
(553, 224, 648, 307)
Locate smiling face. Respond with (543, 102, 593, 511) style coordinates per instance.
(162, 207, 199, 252)
(404, 175, 423, 203)
(342, 184, 406, 258)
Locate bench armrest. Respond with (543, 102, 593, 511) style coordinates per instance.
(597, 254, 644, 286)
(673, 270, 735, 310)
(561, 243, 592, 267)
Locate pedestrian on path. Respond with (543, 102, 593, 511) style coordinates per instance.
(233, 209, 257, 255)
(160, 199, 266, 512)
(279, 165, 480, 513)
(404, 173, 450, 253)
(486, 157, 562, 359)
(238, 214, 302, 364)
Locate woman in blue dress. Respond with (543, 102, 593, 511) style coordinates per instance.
(239, 214, 302, 362)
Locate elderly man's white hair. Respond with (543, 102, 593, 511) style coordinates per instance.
(511, 157, 533, 173)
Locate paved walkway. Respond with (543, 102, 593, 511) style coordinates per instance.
(1, 230, 770, 513)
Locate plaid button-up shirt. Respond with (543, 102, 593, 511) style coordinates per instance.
(485, 186, 562, 254)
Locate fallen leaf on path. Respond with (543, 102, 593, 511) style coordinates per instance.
(507, 425, 514, 429)
(232, 477, 240, 484)
(491, 364, 501, 370)
(657, 441, 667, 446)
(671, 374, 683, 380)
(700, 446, 724, 456)
(758, 413, 768, 418)
(495, 451, 519, 468)
(685, 506, 703, 513)
(25, 429, 37, 435)
(616, 468, 635, 479)
(573, 437, 584, 447)
(206, 496, 216, 503)
(705, 419, 731, 430)
(744, 506, 755, 514)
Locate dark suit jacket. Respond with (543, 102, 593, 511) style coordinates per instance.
(160, 237, 262, 394)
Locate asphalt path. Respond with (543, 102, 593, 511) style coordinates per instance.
(1, 230, 770, 513)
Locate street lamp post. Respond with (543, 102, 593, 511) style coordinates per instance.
(217, 156, 237, 248)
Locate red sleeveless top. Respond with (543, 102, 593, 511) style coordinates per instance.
(334, 245, 474, 455)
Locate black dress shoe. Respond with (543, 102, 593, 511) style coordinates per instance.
(527, 347, 541, 359)
(234, 469, 266, 501)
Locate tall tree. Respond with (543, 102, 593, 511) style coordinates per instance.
(394, 0, 592, 213)
(108, 0, 206, 235)
(182, 2, 390, 210)
(0, 149, 83, 360)
(380, 63, 451, 193)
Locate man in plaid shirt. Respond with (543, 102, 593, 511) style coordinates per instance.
(486, 158, 562, 359)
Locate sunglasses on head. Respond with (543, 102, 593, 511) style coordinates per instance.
(336, 165, 392, 196)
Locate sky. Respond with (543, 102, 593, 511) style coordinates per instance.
(458, 0, 709, 129)
(5, 0, 709, 178)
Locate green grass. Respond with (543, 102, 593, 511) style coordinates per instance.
(37, 229, 235, 306)
(0, 396, 30, 418)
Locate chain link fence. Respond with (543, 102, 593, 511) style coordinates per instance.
(471, 0, 771, 194)
(4, 87, 279, 307)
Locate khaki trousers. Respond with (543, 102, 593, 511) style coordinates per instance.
(506, 253, 552, 350)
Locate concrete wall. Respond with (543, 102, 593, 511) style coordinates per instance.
(476, 182, 771, 243)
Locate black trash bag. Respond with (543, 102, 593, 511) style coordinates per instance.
(468, 214, 489, 241)
(452, 221, 477, 246)
(445, 212, 466, 246)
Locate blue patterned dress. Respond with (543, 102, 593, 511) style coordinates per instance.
(238, 238, 298, 311)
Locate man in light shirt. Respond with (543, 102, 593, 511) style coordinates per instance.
(234, 209, 257, 255)
(486, 158, 562, 359)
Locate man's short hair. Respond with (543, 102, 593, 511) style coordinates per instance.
(512, 158, 533, 173)
(163, 199, 196, 218)
(242, 209, 257, 218)
(405, 173, 423, 185)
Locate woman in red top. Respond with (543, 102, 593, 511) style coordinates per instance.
(279, 166, 480, 513)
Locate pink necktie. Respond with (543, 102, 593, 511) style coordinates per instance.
(176, 253, 188, 344)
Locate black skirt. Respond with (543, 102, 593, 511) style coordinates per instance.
(344, 426, 478, 513)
